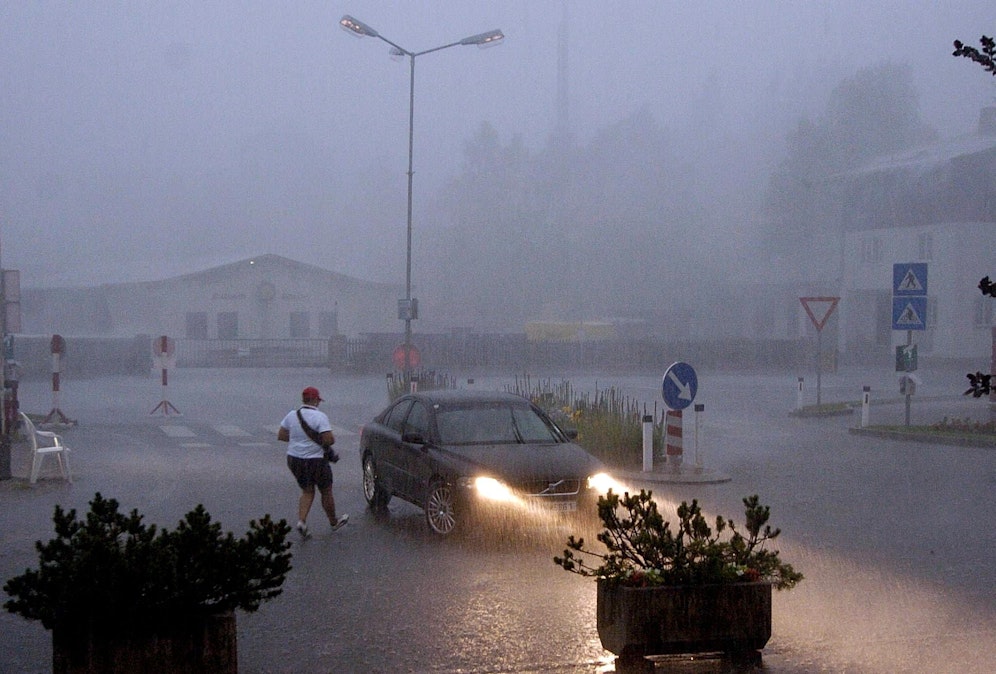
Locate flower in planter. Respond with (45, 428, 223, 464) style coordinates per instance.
(3, 492, 293, 635)
(554, 489, 802, 590)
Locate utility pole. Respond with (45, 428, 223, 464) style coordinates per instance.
(0, 236, 9, 480)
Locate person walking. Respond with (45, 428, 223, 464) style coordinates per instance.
(278, 386, 348, 539)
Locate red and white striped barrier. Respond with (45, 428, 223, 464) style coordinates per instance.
(665, 409, 683, 472)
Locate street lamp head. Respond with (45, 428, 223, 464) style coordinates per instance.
(340, 15, 379, 38)
(460, 29, 504, 48)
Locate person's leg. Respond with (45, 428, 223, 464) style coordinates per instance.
(319, 485, 337, 523)
(298, 486, 316, 523)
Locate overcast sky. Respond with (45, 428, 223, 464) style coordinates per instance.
(1, 1, 994, 288)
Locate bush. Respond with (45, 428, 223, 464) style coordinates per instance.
(3, 493, 292, 635)
(554, 490, 803, 590)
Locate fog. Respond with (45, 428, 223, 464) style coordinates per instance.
(1, 2, 994, 332)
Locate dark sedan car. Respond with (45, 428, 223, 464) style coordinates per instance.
(359, 389, 615, 535)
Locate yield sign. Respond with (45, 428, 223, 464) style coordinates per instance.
(800, 296, 840, 331)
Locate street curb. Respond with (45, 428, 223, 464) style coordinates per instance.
(848, 426, 996, 448)
(615, 467, 732, 485)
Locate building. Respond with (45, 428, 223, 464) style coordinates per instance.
(837, 108, 996, 365)
(21, 254, 401, 340)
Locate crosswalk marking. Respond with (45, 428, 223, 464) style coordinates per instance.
(158, 422, 355, 445)
(214, 424, 252, 437)
(161, 425, 196, 438)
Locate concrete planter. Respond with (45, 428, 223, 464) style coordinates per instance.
(52, 611, 237, 674)
(597, 579, 771, 661)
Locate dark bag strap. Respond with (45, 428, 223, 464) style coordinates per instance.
(296, 408, 326, 447)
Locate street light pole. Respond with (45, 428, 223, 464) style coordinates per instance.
(340, 15, 503, 380)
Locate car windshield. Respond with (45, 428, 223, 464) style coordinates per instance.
(435, 403, 561, 445)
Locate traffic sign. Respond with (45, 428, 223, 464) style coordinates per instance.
(800, 296, 839, 331)
(392, 343, 421, 370)
(662, 361, 697, 410)
(893, 263, 928, 296)
(895, 344, 918, 372)
(892, 296, 927, 331)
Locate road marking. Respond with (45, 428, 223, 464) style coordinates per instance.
(180, 442, 213, 448)
(214, 424, 252, 437)
(160, 425, 196, 438)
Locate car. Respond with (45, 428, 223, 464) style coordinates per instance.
(359, 389, 615, 536)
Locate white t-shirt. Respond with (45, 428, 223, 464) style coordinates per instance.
(280, 405, 332, 459)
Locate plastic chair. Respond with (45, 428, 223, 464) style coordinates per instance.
(21, 412, 72, 484)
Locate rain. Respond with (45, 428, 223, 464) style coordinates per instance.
(1, 2, 996, 673)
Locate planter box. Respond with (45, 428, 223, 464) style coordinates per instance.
(53, 611, 237, 674)
(597, 580, 771, 658)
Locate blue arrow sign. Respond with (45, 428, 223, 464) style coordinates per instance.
(662, 361, 697, 410)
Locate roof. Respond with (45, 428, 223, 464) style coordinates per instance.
(834, 132, 996, 180)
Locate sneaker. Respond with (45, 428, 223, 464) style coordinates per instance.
(295, 522, 312, 540)
(330, 514, 349, 532)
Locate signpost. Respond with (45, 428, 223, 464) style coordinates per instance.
(662, 362, 697, 473)
(892, 263, 927, 426)
(799, 296, 839, 406)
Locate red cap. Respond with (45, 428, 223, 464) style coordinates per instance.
(302, 386, 322, 402)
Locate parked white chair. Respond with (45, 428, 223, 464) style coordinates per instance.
(21, 412, 72, 484)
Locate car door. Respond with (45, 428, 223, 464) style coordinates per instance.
(372, 398, 412, 496)
(397, 400, 432, 500)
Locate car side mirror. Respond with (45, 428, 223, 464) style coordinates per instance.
(563, 427, 578, 440)
(402, 431, 427, 445)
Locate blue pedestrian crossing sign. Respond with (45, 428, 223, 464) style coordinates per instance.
(662, 361, 697, 410)
(893, 263, 927, 296)
(892, 263, 927, 331)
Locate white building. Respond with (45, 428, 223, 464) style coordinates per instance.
(22, 254, 401, 340)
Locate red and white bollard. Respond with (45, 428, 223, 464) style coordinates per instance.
(42, 334, 74, 425)
(665, 409, 683, 473)
(150, 335, 181, 416)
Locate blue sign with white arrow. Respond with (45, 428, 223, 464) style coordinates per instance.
(662, 361, 697, 410)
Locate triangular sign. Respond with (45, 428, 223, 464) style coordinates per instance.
(898, 269, 923, 292)
(896, 302, 923, 327)
(800, 296, 840, 332)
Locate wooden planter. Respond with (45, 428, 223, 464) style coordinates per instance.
(597, 580, 771, 659)
(53, 611, 237, 674)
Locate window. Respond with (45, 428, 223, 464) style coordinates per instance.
(917, 232, 933, 261)
(975, 297, 993, 328)
(405, 402, 430, 440)
(383, 400, 412, 433)
(319, 310, 338, 336)
(217, 312, 238, 339)
(860, 237, 882, 263)
(186, 312, 208, 339)
(289, 311, 310, 338)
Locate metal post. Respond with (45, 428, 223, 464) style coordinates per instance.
(861, 385, 870, 428)
(693, 403, 704, 473)
(815, 328, 823, 406)
(0, 239, 8, 480)
(403, 52, 415, 379)
(796, 377, 804, 410)
(904, 329, 912, 427)
(641, 414, 653, 472)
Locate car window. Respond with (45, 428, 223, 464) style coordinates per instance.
(435, 404, 522, 445)
(512, 406, 559, 443)
(383, 400, 412, 433)
(405, 402, 430, 439)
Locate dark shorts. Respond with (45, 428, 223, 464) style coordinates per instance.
(287, 455, 333, 490)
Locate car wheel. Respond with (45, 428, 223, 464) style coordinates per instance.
(424, 479, 457, 536)
(362, 453, 391, 508)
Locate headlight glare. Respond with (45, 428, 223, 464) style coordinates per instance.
(587, 472, 616, 495)
(474, 476, 515, 501)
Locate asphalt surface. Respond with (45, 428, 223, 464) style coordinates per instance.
(1, 365, 994, 673)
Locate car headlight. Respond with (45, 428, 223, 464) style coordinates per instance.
(473, 476, 516, 502)
(586, 472, 617, 495)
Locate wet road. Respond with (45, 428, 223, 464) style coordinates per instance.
(1, 365, 994, 673)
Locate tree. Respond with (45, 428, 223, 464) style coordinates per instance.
(953, 35, 996, 76)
